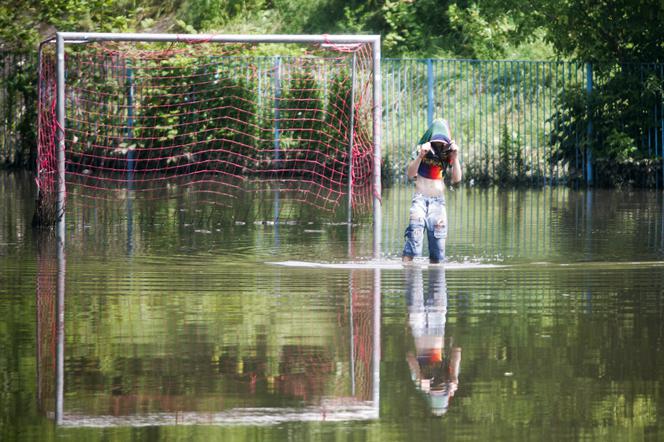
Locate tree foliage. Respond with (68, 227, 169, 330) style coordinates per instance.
(0, 0, 138, 51)
(2, 0, 663, 62)
(542, 0, 664, 64)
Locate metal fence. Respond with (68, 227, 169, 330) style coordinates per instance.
(2, 53, 663, 185)
(384, 59, 582, 185)
(383, 59, 663, 186)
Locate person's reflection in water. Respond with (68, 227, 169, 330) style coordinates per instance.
(405, 266, 461, 416)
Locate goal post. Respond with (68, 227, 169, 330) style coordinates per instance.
(37, 32, 382, 256)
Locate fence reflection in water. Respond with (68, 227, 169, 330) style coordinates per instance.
(382, 185, 664, 262)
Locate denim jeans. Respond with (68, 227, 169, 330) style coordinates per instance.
(402, 193, 448, 261)
(405, 266, 448, 338)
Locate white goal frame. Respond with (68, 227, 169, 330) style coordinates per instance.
(45, 32, 383, 257)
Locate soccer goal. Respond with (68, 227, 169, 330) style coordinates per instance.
(36, 33, 382, 251)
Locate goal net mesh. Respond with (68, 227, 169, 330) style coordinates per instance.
(37, 38, 376, 222)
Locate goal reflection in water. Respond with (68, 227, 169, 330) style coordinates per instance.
(35, 236, 380, 427)
(404, 266, 461, 416)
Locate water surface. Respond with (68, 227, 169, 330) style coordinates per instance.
(2, 172, 664, 440)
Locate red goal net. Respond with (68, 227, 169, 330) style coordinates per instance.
(37, 36, 377, 223)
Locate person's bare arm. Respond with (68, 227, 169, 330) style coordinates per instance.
(446, 141, 462, 184)
(406, 142, 432, 179)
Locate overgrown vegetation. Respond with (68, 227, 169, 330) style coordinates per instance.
(550, 63, 664, 187)
(0, 53, 36, 169)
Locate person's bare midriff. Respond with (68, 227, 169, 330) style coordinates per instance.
(414, 175, 445, 197)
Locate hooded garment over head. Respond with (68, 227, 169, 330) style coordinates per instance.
(416, 119, 452, 180)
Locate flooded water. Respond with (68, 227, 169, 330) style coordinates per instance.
(2, 171, 664, 441)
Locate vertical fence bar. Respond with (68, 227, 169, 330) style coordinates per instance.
(125, 62, 135, 182)
(465, 60, 469, 168)
(652, 64, 658, 171)
(273, 56, 281, 165)
(528, 62, 534, 184)
(643, 65, 651, 157)
(347, 53, 356, 225)
(418, 60, 424, 142)
(427, 58, 434, 125)
(125, 60, 135, 255)
(536, 62, 542, 184)
(510, 61, 515, 180)
(515, 61, 521, 182)
(442, 60, 447, 120)
(382, 60, 390, 249)
(487, 61, 496, 177)
(453, 61, 458, 159)
(396, 61, 403, 179)
(586, 63, 593, 186)
(1, 53, 5, 162)
(471, 61, 476, 170)
(500, 61, 505, 179)
(556, 63, 571, 184)
(410, 61, 415, 147)
(384, 61, 390, 182)
(479, 61, 484, 179)
(571, 63, 578, 184)
(552, 63, 558, 183)
(549, 63, 555, 184)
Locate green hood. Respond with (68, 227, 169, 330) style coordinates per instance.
(418, 119, 451, 145)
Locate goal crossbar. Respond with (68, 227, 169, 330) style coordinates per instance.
(53, 32, 381, 45)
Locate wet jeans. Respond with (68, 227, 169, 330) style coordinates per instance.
(402, 193, 448, 262)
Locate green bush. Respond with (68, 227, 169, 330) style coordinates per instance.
(549, 64, 664, 187)
(277, 65, 327, 176)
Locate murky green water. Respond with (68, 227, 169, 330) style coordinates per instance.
(2, 171, 664, 441)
